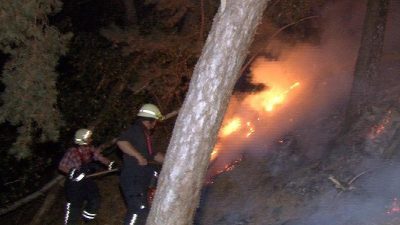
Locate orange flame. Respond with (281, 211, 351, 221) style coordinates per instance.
(246, 121, 255, 138)
(210, 144, 220, 162)
(220, 117, 242, 138)
(254, 82, 300, 112)
(211, 81, 301, 163)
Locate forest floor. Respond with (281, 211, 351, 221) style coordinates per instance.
(197, 52, 400, 225)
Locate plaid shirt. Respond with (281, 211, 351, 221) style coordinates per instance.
(59, 145, 110, 172)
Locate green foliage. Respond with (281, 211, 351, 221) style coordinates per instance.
(0, 0, 72, 158)
(0, 123, 58, 206)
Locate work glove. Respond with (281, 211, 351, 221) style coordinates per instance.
(108, 161, 117, 170)
(68, 168, 86, 182)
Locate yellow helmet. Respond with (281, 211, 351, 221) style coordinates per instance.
(137, 103, 164, 120)
(74, 129, 93, 145)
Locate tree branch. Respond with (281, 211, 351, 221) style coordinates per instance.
(240, 15, 319, 75)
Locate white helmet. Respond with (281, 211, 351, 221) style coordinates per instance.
(74, 129, 93, 145)
(137, 103, 164, 120)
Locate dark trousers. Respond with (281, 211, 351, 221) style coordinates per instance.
(120, 165, 153, 225)
(64, 178, 100, 225)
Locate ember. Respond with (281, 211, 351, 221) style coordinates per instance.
(368, 110, 392, 140)
(206, 155, 243, 185)
(386, 197, 400, 215)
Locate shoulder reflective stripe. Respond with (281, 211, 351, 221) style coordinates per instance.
(83, 210, 97, 216)
(64, 203, 71, 225)
(129, 214, 138, 225)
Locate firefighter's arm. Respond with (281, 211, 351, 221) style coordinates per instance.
(58, 159, 85, 181)
(93, 149, 111, 167)
(154, 152, 165, 164)
(92, 147, 118, 170)
(97, 138, 117, 151)
(58, 164, 70, 175)
(117, 140, 148, 166)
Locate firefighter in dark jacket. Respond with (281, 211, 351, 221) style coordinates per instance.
(59, 129, 115, 225)
(117, 103, 165, 225)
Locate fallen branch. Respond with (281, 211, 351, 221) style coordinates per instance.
(328, 169, 372, 196)
(347, 169, 372, 186)
(328, 175, 352, 191)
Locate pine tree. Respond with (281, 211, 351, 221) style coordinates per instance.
(147, 1, 270, 224)
(0, 0, 72, 158)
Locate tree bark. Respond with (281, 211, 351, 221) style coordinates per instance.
(146, 1, 270, 225)
(122, 0, 137, 25)
(344, 0, 389, 128)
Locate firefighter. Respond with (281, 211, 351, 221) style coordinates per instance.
(117, 103, 165, 225)
(58, 129, 116, 225)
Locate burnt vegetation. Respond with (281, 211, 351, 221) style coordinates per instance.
(1, 0, 400, 224)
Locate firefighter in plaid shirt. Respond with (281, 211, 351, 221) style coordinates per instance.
(59, 129, 116, 225)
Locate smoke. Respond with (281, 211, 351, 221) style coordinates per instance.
(208, 0, 364, 175)
(200, 1, 400, 224)
(295, 161, 400, 225)
(202, 0, 400, 224)
(294, 1, 400, 224)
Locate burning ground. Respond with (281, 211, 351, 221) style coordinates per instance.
(197, 1, 400, 225)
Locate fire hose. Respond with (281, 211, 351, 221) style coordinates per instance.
(85, 160, 161, 179)
(85, 168, 120, 178)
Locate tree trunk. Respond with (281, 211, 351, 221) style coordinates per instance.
(122, 0, 137, 25)
(344, 0, 389, 128)
(146, 1, 269, 225)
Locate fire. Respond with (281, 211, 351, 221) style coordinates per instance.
(256, 82, 300, 112)
(211, 81, 301, 163)
(369, 110, 392, 140)
(246, 122, 255, 138)
(218, 81, 300, 139)
(210, 144, 220, 162)
(208, 57, 304, 180)
(220, 117, 242, 137)
(206, 155, 244, 185)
